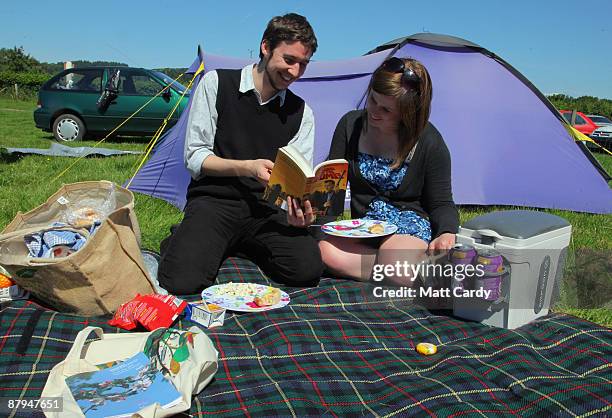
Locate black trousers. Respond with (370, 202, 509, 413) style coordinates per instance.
(158, 196, 324, 295)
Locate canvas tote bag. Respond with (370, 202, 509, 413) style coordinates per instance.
(0, 181, 155, 316)
(41, 326, 219, 418)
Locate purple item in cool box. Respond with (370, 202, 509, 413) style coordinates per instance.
(474, 268, 507, 301)
(475, 249, 504, 273)
(449, 244, 477, 265)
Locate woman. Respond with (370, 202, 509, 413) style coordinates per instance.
(319, 57, 459, 284)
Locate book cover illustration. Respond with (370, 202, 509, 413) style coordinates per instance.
(66, 351, 182, 417)
(264, 145, 348, 217)
(305, 166, 347, 217)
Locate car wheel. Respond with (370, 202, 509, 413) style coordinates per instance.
(52, 113, 86, 142)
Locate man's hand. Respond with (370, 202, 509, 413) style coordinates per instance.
(248, 159, 274, 185)
(201, 156, 274, 183)
(287, 196, 315, 228)
(427, 233, 456, 254)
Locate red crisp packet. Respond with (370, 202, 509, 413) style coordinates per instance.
(109, 294, 187, 331)
(134, 294, 187, 330)
(109, 296, 142, 330)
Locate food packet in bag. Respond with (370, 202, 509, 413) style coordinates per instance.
(59, 186, 117, 228)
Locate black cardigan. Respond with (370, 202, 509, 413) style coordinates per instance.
(327, 110, 459, 238)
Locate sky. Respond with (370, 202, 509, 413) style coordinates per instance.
(1, 0, 611, 99)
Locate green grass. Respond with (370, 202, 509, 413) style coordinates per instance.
(0, 97, 183, 251)
(1, 97, 610, 326)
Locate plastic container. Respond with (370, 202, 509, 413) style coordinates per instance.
(453, 210, 571, 329)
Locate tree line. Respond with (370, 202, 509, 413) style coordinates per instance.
(0, 46, 131, 96)
(547, 94, 612, 119)
(0, 47, 128, 73)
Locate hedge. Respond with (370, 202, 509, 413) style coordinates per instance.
(0, 71, 50, 89)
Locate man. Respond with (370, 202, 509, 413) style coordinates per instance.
(158, 13, 323, 295)
(311, 180, 344, 217)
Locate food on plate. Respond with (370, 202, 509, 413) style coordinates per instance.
(253, 288, 282, 307)
(214, 282, 259, 297)
(368, 223, 385, 235)
(202, 283, 290, 312)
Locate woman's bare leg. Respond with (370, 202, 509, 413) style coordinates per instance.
(320, 233, 429, 284)
(374, 235, 429, 286)
(319, 237, 378, 281)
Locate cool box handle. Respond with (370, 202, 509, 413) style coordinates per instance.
(475, 229, 503, 240)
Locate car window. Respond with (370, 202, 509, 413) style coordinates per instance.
(152, 71, 190, 94)
(118, 69, 164, 96)
(589, 115, 612, 124)
(561, 113, 571, 123)
(574, 114, 587, 125)
(48, 69, 103, 92)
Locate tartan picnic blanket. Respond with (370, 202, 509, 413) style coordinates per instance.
(1, 257, 610, 417)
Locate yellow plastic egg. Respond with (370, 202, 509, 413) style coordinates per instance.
(416, 343, 438, 356)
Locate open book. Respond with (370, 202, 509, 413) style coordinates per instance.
(263, 144, 348, 217)
(66, 352, 182, 418)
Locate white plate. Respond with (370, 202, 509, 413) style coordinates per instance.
(321, 219, 398, 238)
(201, 283, 290, 312)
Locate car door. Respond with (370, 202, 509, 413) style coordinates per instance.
(149, 70, 190, 125)
(572, 114, 594, 135)
(102, 68, 174, 134)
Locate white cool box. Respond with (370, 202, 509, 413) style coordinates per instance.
(452, 210, 572, 329)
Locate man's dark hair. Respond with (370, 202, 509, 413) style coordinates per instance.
(259, 13, 318, 59)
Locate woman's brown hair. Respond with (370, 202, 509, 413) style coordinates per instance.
(366, 57, 432, 168)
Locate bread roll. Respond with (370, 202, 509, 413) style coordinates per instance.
(253, 288, 281, 307)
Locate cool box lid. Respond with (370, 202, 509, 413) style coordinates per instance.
(462, 210, 570, 239)
(459, 210, 571, 249)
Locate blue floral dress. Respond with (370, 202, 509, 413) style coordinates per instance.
(358, 152, 432, 242)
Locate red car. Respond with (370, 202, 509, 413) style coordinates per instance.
(559, 110, 598, 135)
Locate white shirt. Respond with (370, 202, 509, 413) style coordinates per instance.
(184, 64, 315, 180)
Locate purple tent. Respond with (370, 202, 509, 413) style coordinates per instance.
(127, 34, 612, 214)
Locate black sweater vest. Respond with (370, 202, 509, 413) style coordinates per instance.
(187, 69, 305, 201)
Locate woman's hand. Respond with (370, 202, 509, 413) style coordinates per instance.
(287, 196, 316, 228)
(428, 233, 455, 253)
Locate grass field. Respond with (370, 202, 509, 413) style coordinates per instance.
(1, 97, 610, 326)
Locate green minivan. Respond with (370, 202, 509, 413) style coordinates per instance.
(34, 67, 190, 141)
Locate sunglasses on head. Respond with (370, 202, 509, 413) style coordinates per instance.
(380, 57, 421, 92)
